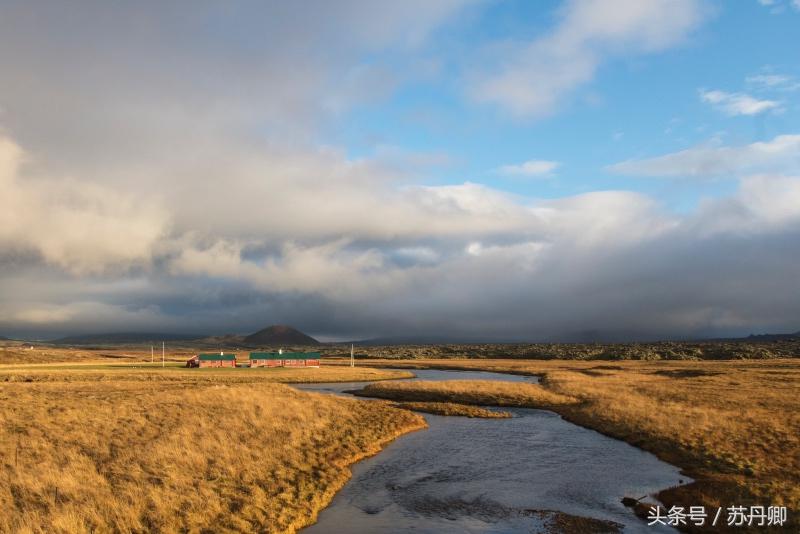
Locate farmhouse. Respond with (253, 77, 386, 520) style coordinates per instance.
(282, 352, 321, 367)
(196, 352, 237, 368)
(249, 351, 321, 368)
(249, 352, 284, 368)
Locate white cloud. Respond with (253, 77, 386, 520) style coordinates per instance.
(471, 0, 707, 117)
(692, 174, 800, 235)
(608, 134, 800, 177)
(497, 159, 560, 177)
(0, 136, 167, 274)
(746, 73, 791, 88)
(699, 89, 781, 116)
(756, 0, 800, 11)
(746, 72, 800, 92)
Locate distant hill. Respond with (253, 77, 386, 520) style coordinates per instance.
(244, 325, 319, 346)
(353, 335, 465, 346)
(193, 334, 246, 346)
(51, 332, 204, 345)
(353, 329, 800, 345)
(742, 331, 800, 342)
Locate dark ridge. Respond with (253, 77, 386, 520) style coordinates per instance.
(50, 332, 204, 345)
(741, 331, 800, 342)
(243, 325, 319, 346)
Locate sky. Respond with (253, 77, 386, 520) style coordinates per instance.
(0, 0, 799, 342)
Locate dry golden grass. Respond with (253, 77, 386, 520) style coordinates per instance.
(0, 367, 424, 533)
(389, 401, 512, 418)
(355, 379, 577, 410)
(0, 364, 413, 385)
(346, 358, 800, 531)
(0, 343, 195, 365)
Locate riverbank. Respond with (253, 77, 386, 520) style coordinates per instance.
(389, 400, 512, 418)
(344, 358, 799, 532)
(354, 379, 578, 409)
(0, 366, 425, 533)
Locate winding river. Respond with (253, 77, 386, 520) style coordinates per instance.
(297, 369, 684, 533)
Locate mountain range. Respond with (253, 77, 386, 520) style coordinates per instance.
(51, 332, 204, 345)
(37, 327, 800, 346)
(243, 325, 319, 346)
(49, 325, 320, 346)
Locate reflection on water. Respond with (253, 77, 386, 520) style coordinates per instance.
(299, 369, 683, 533)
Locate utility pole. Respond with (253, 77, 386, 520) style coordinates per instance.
(151, 345, 154, 364)
(162, 341, 165, 368)
(350, 344, 354, 368)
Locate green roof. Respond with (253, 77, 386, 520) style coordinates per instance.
(198, 353, 236, 361)
(249, 351, 320, 360)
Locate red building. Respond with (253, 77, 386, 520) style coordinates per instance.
(196, 353, 236, 368)
(249, 352, 284, 367)
(249, 352, 320, 368)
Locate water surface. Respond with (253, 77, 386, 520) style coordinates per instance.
(299, 369, 683, 533)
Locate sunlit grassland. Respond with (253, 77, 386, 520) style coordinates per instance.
(387, 401, 512, 418)
(0, 366, 424, 533)
(356, 379, 577, 409)
(0, 343, 196, 365)
(0, 363, 413, 384)
(346, 358, 800, 530)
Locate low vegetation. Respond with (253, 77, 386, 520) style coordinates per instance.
(0, 366, 424, 534)
(389, 401, 512, 418)
(331, 339, 800, 360)
(355, 380, 577, 410)
(348, 358, 800, 531)
(0, 364, 413, 385)
(0, 342, 200, 366)
(4, 337, 800, 368)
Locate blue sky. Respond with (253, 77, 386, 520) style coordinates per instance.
(336, 0, 799, 209)
(0, 0, 799, 341)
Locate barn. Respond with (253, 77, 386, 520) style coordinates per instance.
(197, 353, 237, 368)
(282, 352, 321, 368)
(249, 352, 284, 368)
(249, 351, 321, 368)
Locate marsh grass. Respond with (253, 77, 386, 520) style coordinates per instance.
(0, 365, 413, 384)
(0, 368, 424, 533)
(390, 401, 512, 418)
(0, 344, 188, 365)
(356, 380, 577, 410)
